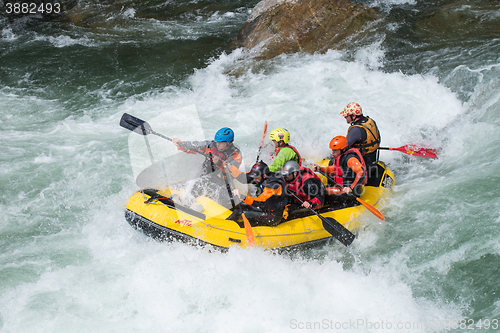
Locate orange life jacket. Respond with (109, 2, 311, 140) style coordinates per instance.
(348, 116, 380, 155)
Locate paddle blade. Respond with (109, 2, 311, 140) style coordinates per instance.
(356, 198, 385, 221)
(120, 113, 153, 135)
(256, 121, 268, 163)
(392, 145, 437, 158)
(242, 213, 256, 247)
(322, 217, 355, 246)
(260, 121, 268, 147)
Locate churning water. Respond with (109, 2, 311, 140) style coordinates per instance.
(1, 0, 499, 332)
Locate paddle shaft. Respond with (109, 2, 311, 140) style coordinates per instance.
(121, 113, 173, 141)
(255, 121, 268, 163)
(224, 165, 255, 247)
(288, 191, 354, 246)
(145, 128, 212, 159)
(378, 145, 437, 158)
(316, 169, 385, 221)
(289, 192, 338, 232)
(120, 113, 212, 159)
(223, 166, 238, 209)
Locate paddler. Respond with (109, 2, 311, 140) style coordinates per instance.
(172, 127, 242, 178)
(224, 127, 302, 183)
(281, 160, 325, 210)
(172, 127, 242, 204)
(312, 135, 367, 200)
(267, 128, 302, 173)
(340, 102, 381, 167)
(231, 161, 289, 226)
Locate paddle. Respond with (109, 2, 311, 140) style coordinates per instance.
(120, 113, 170, 141)
(255, 121, 268, 163)
(378, 145, 437, 158)
(316, 170, 385, 221)
(120, 113, 211, 158)
(288, 191, 355, 246)
(224, 165, 256, 247)
(120, 113, 157, 163)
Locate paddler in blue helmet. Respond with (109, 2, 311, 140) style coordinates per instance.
(172, 127, 243, 205)
(172, 127, 242, 177)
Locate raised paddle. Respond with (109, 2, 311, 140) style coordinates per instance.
(224, 165, 256, 247)
(120, 113, 211, 158)
(288, 191, 355, 246)
(120, 113, 157, 163)
(378, 145, 437, 158)
(120, 113, 170, 141)
(255, 120, 268, 163)
(316, 170, 385, 221)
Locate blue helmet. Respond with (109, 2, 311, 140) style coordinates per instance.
(214, 127, 234, 142)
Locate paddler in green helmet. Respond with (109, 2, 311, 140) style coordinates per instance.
(267, 128, 302, 173)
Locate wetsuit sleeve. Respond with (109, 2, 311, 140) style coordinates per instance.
(228, 150, 242, 168)
(320, 164, 337, 174)
(346, 156, 366, 188)
(303, 178, 325, 209)
(229, 164, 251, 183)
(242, 186, 282, 206)
(346, 126, 366, 148)
(223, 150, 243, 176)
(268, 147, 298, 173)
(176, 140, 211, 155)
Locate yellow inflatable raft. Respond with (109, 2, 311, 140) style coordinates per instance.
(124, 161, 395, 251)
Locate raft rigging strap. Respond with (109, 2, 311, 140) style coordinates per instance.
(141, 189, 206, 220)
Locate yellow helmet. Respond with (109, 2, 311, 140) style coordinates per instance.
(269, 128, 290, 144)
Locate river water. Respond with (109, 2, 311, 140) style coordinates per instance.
(1, 0, 499, 332)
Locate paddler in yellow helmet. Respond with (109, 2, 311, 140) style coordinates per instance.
(267, 128, 302, 173)
(340, 102, 381, 166)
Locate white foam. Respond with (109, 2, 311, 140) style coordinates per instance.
(3, 21, 499, 332)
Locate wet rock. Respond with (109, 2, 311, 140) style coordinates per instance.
(414, 0, 500, 40)
(230, 0, 381, 60)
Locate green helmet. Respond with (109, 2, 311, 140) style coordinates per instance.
(269, 128, 290, 144)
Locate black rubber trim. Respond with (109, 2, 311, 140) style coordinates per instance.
(125, 209, 333, 252)
(141, 189, 206, 220)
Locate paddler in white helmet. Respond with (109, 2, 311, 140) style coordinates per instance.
(340, 102, 381, 167)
